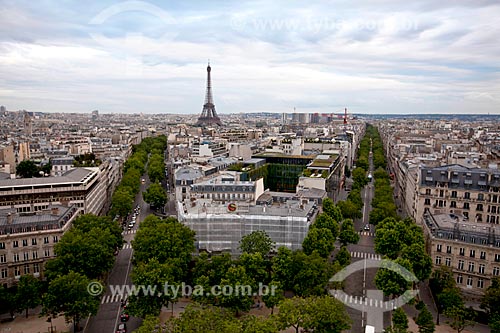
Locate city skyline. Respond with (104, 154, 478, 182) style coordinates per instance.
(1, 0, 499, 115)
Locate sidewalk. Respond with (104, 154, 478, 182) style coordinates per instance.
(0, 310, 71, 333)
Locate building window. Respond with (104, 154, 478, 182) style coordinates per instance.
(479, 264, 485, 274)
(22, 239, 28, 247)
(53, 236, 58, 243)
(478, 193, 484, 201)
(470, 250, 475, 258)
(451, 191, 457, 198)
(494, 267, 500, 276)
(13, 241, 18, 248)
(44, 249, 50, 257)
(477, 204, 483, 211)
(425, 199, 431, 206)
(450, 201, 457, 208)
(435, 256, 442, 265)
(458, 260, 464, 270)
(478, 279, 484, 289)
(481, 251, 486, 260)
(1, 268, 7, 279)
(0, 254, 6, 263)
(464, 203, 470, 210)
(426, 189, 431, 195)
(24, 264, 30, 274)
(23, 252, 29, 261)
(13, 253, 19, 262)
(460, 248, 465, 256)
(457, 274, 463, 284)
(468, 262, 475, 272)
(495, 254, 500, 262)
(465, 192, 471, 199)
(32, 251, 38, 259)
(33, 264, 40, 273)
(14, 267, 20, 277)
(31, 238, 37, 245)
(445, 258, 451, 267)
(447, 246, 452, 254)
(466, 276, 473, 287)
(437, 244, 442, 252)
(0, 242, 5, 249)
(44, 237, 49, 244)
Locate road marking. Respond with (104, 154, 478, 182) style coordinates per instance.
(122, 229, 137, 235)
(122, 243, 132, 249)
(358, 231, 375, 237)
(350, 251, 381, 261)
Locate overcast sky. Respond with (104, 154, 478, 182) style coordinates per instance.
(1, 0, 499, 114)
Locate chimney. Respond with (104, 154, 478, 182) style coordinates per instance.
(7, 213, 13, 225)
(51, 207, 59, 216)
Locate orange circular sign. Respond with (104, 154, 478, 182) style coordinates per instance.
(227, 203, 237, 212)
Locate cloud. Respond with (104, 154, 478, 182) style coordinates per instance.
(0, 0, 499, 114)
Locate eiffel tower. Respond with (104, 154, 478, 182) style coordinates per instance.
(197, 62, 222, 126)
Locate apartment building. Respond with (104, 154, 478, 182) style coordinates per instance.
(0, 205, 79, 287)
(0, 167, 107, 215)
(189, 171, 264, 205)
(423, 210, 500, 299)
(415, 165, 500, 225)
(178, 198, 317, 253)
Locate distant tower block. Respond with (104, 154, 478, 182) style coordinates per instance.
(197, 62, 222, 126)
(344, 107, 348, 125)
(23, 111, 32, 137)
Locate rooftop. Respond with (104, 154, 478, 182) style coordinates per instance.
(0, 168, 96, 188)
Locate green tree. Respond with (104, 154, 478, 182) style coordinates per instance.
(0, 285, 17, 319)
(444, 306, 475, 333)
(16, 160, 39, 178)
(239, 252, 270, 287)
(322, 198, 343, 222)
(16, 275, 42, 318)
(312, 213, 339, 239)
(401, 242, 432, 281)
(391, 307, 409, 333)
(302, 227, 335, 258)
(482, 277, 500, 331)
(72, 214, 123, 252)
(339, 219, 360, 246)
(133, 218, 195, 278)
(241, 315, 279, 333)
(375, 257, 414, 298)
(352, 167, 368, 187)
(276, 297, 308, 333)
(128, 259, 179, 317)
(45, 227, 116, 280)
(337, 200, 362, 219)
(290, 251, 335, 297)
(42, 271, 100, 332)
(262, 280, 283, 314)
(220, 266, 254, 315)
(164, 304, 241, 333)
(415, 306, 435, 333)
(135, 315, 161, 333)
(335, 246, 351, 267)
(303, 295, 351, 333)
(110, 188, 133, 219)
(437, 287, 464, 325)
(143, 181, 167, 210)
(239, 230, 275, 255)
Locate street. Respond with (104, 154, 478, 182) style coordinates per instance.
(342, 141, 388, 333)
(84, 175, 153, 333)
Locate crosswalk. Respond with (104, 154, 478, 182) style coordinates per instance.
(329, 290, 406, 310)
(350, 251, 381, 260)
(101, 293, 128, 304)
(122, 243, 132, 249)
(122, 229, 137, 235)
(358, 231, 375, 237)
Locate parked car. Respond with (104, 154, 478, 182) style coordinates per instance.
(116, 323, 126, 333)
(120, 312, 130, 322)
(364, 224, 370, 231)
